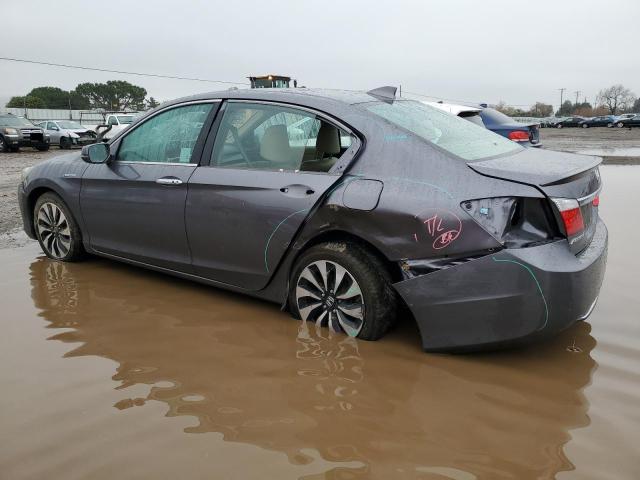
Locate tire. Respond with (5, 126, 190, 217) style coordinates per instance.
(60, 137, 71, 149)
(556, 123, 563, 129)
(34, 192, 84, 262)
(617, 122, 625, 128)
(582, 123, 588, 128)
(607, 123, 613, 128)
(36, 144, 50, 151)
(0, 135, 7, 153)
(289, 241, 397, 340)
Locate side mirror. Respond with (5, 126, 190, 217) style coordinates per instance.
(81, 143, 111, 164)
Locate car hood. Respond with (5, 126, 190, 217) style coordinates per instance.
(468, 147, 601, 187)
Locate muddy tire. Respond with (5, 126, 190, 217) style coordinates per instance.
(289, 241, 397, 340)
(34, 192, 85, 262)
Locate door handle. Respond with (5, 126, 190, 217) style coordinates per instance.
(280, 185, 315, 197)
(156, 177, 183, 186)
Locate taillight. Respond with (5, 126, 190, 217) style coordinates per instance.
(508, 130, 530, 142)
(551, 198, 584, 236)
(592, 195, 600, 207)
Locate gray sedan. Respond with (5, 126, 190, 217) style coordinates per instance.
(18, 87, 607, 352)
(35, 120, 97, 149)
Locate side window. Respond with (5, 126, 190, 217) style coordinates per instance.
(47, 122, 57, 130)
(211, 102, 354, 172)
(117, 103, 213, 163)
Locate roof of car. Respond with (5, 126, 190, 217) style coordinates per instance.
(167, 88, 389, 108)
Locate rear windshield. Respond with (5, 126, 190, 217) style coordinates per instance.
(366, 101, 520, 161)
(478, 108, 516, 125)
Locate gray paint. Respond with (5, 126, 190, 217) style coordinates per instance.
(18, 88, 609, 351)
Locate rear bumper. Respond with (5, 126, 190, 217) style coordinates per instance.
(394, 219, 608, 352)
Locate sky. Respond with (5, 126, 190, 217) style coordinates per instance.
(1, 0, 639, 110)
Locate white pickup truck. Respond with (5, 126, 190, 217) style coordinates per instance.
(83, 113, 139, 140)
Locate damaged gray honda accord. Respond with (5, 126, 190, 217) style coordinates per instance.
(18, 87, 607, 351)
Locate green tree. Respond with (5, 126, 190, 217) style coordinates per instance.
(75, 80, 147, 111)
(557, 100, 573, 116)
(6, 95, 46, 108)
(146, 96, 160, 109)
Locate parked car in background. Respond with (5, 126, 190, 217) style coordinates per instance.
(84, 113, 138, 140)
(539, 117, 559, 128)
(614, 114, 640, 128)
(0, 114, 50, 152)
(554, 116, 585, 128)
(579, 116, 617, 128)
(615, 113, 638, 121)
(35, 120, 98, 149)
(17, 87, 607, 352)
(478, 107, 541, 147)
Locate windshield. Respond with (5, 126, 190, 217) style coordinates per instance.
(0, 116, 35, 127)
(117, 115, 135, 124)
(366, 101, 521, 161)
(57, 121, 84, 129)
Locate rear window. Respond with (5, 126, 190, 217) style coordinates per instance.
(366, 101, 520, 161)
(479, 108, 516, 125)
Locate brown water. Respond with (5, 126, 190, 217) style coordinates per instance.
(1, 166, 639, 480)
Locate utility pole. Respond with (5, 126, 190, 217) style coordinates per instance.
(574, 90, 581, 106)
(558, 88, 566, 115)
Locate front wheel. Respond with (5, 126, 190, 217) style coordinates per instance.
(617, 122, 625, 128)
(582, 123, 588, 128)
(34, 192, 84, 261)
(556, 123, 563, 129)
(60, 137, 71, 149)
(0, 135, 8, 152)
(289, 242, 397, 340)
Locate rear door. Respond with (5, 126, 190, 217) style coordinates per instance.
(81, 101, 218, 271)
(186, 100, 359, 290)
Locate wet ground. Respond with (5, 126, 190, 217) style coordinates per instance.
(0, 165, 639, 479)
(540, 127, 640, 163)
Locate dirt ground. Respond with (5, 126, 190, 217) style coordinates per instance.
(540, 126, 640, 163)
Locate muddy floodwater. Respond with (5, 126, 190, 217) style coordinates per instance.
(1, 166, 639, 479)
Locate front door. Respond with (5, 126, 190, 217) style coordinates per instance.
(81, 102, 218, 271)
(186, 101, 357, 290)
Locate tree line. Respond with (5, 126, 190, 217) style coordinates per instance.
(6, 81, 160, 111)
(497, 84, 639, 118)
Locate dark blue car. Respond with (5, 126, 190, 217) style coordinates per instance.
(478, 107, 541, 147)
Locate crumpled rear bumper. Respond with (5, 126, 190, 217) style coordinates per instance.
(394, 219, 608, 352)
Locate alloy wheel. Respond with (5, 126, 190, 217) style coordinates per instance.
(295, 260, 365, 337)
(37, 202, 72, 259)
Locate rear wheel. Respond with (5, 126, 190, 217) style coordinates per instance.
(289, 242, 397, 340)
(556, 123, 563, 129)
(617, 122, 625, 128)
(582, 123, 588, 128)
(34, 192, 84, 262)
(0, 135, 7, 153)
(59, 137, 71, 149)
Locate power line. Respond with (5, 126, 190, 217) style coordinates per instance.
(0, 56, 249, 86)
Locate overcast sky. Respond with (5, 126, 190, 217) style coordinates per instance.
(1, 0, 639, 109)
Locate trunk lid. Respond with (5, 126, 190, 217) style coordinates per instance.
(468, 148, 602, 254)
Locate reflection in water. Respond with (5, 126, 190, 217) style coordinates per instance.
(30, 257, 597, 479)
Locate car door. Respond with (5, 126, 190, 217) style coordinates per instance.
(48, 122, 63, 143)
(186, 100, 359, 290)
(81, 101, 219, 271)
